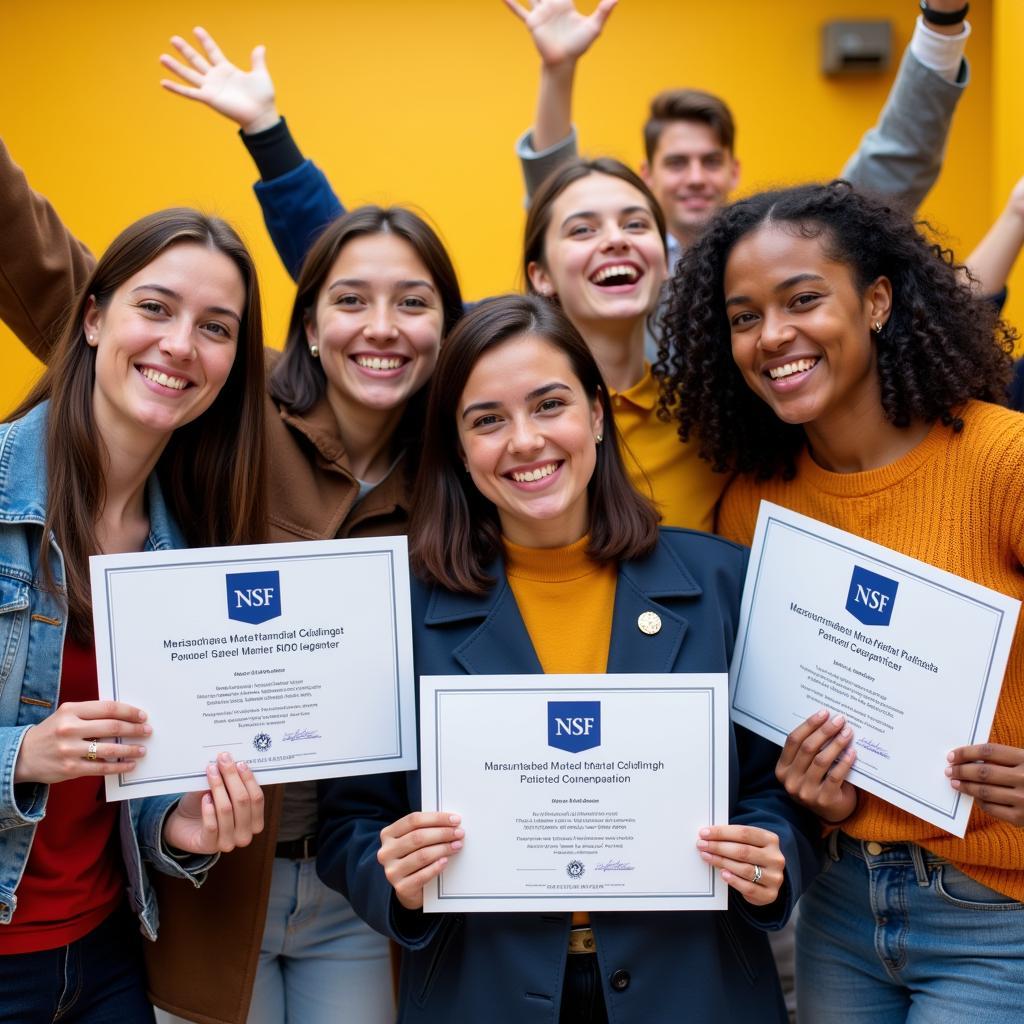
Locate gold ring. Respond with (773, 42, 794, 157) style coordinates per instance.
(86, 739, 99, 762)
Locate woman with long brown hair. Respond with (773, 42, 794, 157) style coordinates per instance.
(0, 208, 267, 1022)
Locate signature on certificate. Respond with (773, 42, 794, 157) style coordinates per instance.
(595, 860, 636, 872)
(283, 728, 323, 742)
(855, 737, 891, 760)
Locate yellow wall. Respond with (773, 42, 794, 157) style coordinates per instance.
(0, 0, 998, 412)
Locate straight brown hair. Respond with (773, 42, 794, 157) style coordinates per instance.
(410, 294, 659, 594)
(12, 208, 267, 641)
(643, 88, 736, 162)
(269, 205, 463, 414)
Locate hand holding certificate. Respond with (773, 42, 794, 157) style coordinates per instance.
(417, 674, 731, 913)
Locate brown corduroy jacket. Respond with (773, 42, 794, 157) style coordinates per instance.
(0, 140, 409, 1023)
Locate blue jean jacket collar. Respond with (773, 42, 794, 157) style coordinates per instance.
(0, 401, 185, 550)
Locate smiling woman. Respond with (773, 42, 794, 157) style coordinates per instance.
(0, 209, 267, 1020)
(317, 293, 821, 1024)
(661, 181, 1024, 1023)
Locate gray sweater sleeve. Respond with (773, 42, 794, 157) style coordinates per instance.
(515, 126, 580, 205)
(841, 48, 968, 212)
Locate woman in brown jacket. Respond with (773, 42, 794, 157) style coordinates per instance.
(0, 140, 462, 1024)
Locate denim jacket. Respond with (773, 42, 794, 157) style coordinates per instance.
(0, 402, 215, 937)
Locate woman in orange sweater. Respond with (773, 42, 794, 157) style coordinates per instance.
(660, 181, 1024, 1022)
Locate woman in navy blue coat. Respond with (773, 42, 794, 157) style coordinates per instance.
(317, 295, 818, 1022)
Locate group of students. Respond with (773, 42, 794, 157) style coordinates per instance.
(1, 2, 1023, 1023)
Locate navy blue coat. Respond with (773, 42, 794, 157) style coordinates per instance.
(318, 529, 818, 1022)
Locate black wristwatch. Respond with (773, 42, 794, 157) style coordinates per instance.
(919, 2, 969, 27)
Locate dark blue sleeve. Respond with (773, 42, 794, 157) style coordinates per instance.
(317, 767, 443, 949)
(1009, 357, 1024, 414)
(253, 160, 346, 281)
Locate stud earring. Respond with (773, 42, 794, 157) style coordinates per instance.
(595, 433, 604, 444)
(872, 321, 884, 334)
(309, 345, 320, 358)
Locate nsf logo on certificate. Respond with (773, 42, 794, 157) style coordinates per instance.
(226, 570, 282, 625)
(547, 700, 601, 753)
(846, 565, 898, 626)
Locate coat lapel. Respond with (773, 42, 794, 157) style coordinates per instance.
(424, 538, 703, 677)
(606, 537, 703, 674)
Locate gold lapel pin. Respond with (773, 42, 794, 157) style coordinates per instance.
(637, 611, 662, 636)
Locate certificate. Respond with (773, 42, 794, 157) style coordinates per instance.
(90, 537, 417, 800)
(730, 502, 1020, 837)
(420, 675, 729, 913)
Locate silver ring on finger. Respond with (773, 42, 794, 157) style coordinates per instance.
(85, 739, 99, 762)
(752, 864, 763, 885)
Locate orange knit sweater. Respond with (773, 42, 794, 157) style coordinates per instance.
(718, 401, 1024, 900)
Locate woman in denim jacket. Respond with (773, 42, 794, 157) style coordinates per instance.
(0, 209, 268, 1022)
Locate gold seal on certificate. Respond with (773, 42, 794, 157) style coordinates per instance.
(419, 674, 730, 913)
(90, 537, 417, 800)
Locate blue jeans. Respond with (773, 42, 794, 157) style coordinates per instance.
(796, 832, 1024, 1023)
(0, 904, 154, 1023)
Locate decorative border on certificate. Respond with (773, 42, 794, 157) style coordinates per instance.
(91, 536, 418, 800)
(729, 502, 1020, 837)
(421, 674, 730, 913)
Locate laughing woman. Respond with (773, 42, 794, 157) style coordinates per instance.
(0, 209, 266, 1022)
(317, 294, 817, 1023)
(660, 181, 1024, 1023)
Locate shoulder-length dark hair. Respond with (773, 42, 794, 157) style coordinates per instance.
(523, 157, 669, 290)
(269, 205, 463, 414)
(13, 208, 267, 640)
(658, 180, 1017, 480)
(410, 294, 659, 594)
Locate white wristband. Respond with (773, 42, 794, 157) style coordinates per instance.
(910, 14, 970, 84)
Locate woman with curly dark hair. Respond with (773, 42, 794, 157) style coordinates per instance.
(660, 181, 1024, 1022)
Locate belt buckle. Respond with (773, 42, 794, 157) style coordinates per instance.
(568, 927, 596, 955)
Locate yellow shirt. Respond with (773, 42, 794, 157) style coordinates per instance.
(504, 536, 617, 675)
(611, 366, 725, 533)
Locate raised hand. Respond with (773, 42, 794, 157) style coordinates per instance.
(775, 709, 858, 823)
(159, 26, 279, 133)
(697, 824, 786, 906)
(947, 743, 1024, 827)
(13, 700, 151, 784)
(377, 811, 464, 910)
(502, 0, 618, 68)
(162, 752, 265, 854)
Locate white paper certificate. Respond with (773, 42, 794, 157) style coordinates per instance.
(420, 675, 729, 913)
(90, 537, 417, 800)
(730, 502, 1020, 837)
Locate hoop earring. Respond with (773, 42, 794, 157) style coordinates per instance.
(309, 345, 320, 358)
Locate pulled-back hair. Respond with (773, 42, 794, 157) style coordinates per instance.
(523, 157, 668, 290)
(644, 89, 736, 163)
(12, 208, 267, 640)
(410, 295, 659, 594)
(658, 181, 1016, 480)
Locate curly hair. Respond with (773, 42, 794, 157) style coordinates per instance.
(656, 181, 1017, 480)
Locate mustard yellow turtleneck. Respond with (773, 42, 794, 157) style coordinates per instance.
(503, 535, 618, 675)
(504, 536, 618, 929)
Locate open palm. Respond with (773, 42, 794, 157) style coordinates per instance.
(160, 26, 277, 132)
(503, 0, 618, 66)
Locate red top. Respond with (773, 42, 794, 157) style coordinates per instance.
(0, 636, 124, 953)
